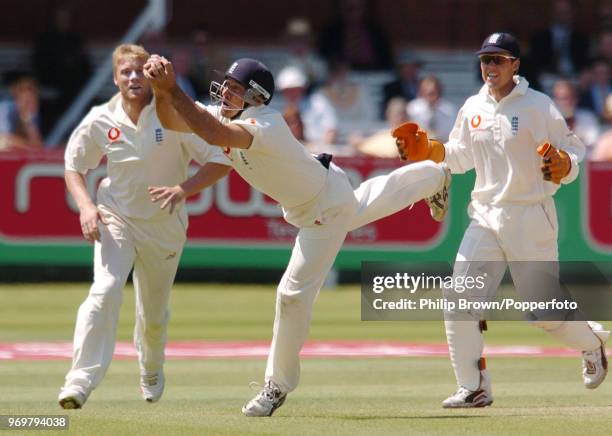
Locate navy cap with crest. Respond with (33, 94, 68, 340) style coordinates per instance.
(476, 32, 520, 58)
(225, 58, 275, 105)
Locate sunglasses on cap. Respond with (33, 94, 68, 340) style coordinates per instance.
(479, 55, 516, 65)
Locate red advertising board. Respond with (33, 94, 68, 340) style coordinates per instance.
(0, 151, 442, 247)
(587, 161, 612, 249)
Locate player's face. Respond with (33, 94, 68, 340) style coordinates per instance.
(220, 78, 246, 118)
(113, 57, 152, 103)
(480, 53, 519, 96)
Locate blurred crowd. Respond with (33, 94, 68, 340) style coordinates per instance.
(1, 0, 611, 162)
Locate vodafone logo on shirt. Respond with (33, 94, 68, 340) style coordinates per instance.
(470, 115, 482, 128)
(107, 127, 121, 142)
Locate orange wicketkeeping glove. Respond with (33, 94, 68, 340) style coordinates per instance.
(537, 142, 571, 184)
(391, 122, 445, 163)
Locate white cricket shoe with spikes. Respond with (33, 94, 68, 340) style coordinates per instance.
(442, 369, 493, 408)
(141, 371, 165, 403)
(242, 381, 287, 417)
(583, 327, 609, 389)
(58, 387, 88, 410)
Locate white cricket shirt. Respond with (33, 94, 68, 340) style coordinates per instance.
(202, 104, 328, 209)
(444, 76, 585, 206)
(65, 94, 231, 220)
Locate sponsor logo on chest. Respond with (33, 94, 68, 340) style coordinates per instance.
(107, 127, 121, 142)
(469, 113, 520, 135)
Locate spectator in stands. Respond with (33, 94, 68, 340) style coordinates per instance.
(187, 24, 229, 101)
(357, 97, 408, 158)
(282, 104, 305, 142)
(319, 58, 377, 148)
(283, 18, 328, 92)
(552, 79, 600, 155)
(140, 29, 169, 58)
(171, 47, 197, 100)
(381, 50, 422, 118)
(591, 129, 612, 161)
(596, 31, 612, 69)
(32, 5, 92, 125)
(601, 93, 612, 127)
(0, 71, 44, 151)
(579, 58, 611, 121)
(531, 0, 589, 75)
(318, 0, 393, 71)
(528, 0, 589, 84)
(407, 75, 456, 143)
(276, 65, 337, 148)
(599, 1, 612, 37)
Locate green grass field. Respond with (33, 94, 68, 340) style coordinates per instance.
(1, 284, 611, 435)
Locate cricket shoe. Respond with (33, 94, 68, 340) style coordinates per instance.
(582, 330, 608, 389)
(442, 369, 493, 408)
(242, 381, 287, 417)
(426, 164, 451, 222)
(58, 387, 88, 409)
(141, 371, 165, 402)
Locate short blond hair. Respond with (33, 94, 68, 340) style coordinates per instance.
(112, 44, 150, 73)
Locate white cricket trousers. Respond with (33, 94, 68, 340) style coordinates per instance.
(62, 205, 186, 395)
(444, 199, 603, 391)
(265, 160, 447, 392)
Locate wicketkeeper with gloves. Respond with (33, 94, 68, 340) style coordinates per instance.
(392, 32, 608, 408)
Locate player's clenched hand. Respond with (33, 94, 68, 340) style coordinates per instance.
(149, 185, 186, 214)
(79, 204, 107, 243)
(143, 54, 165, 78)
(537, 143, 571, 184)
(143, 55, 176, 92)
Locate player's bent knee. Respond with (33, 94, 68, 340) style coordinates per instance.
(86, 287, 123, 311)
(278, 290, 307, 305)
(90, 276, 124, 296)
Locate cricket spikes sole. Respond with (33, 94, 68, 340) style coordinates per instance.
(583, 343, 608, 389)
(426, 164, 451, 222)
(141, 371, 165, 403)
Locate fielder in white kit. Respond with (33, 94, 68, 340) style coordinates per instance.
(393, 32, 608, 408)
(58, 44, 232, 409)
(143, 55, 451, 416)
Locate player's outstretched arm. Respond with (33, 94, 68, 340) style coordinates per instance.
(149, 162, 232, 214)
(65, 170, 108, 243)
(144, 55, 253, 149)
(144, 55, 192, 133)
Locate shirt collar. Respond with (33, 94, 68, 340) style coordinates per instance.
(479, 75, 530, 101)
(110, 93, 155, 128)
